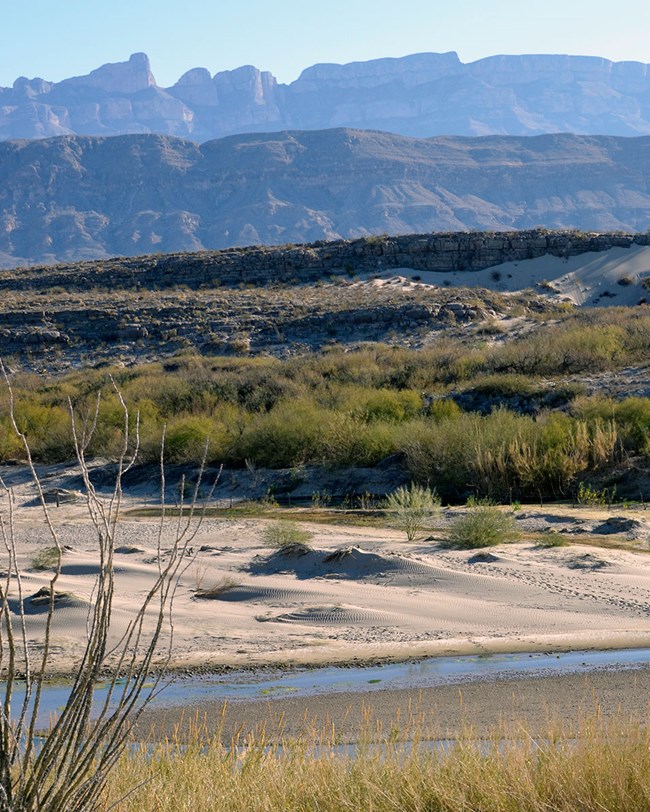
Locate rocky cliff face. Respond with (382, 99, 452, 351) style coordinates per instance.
(1, 129, 650, 268)
(3, 51, 650, 142)
(5, 229, 647, 293)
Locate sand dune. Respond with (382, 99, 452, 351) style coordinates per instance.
(364, 244, 650, 308)
(2, 487, 650, 674)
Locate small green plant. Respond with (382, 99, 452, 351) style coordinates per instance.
(511, 500, 522, 512)
(357, 491, 378, 510)
(447, 498, 520, 548)
(384, 483, 441, 542)
(535, 534, 569, 548)
(311, 490, 332, 508)
(258, 489, 279, 509)
(262, 521, 313, 549)
(31, 546, 62, 571)
(577, 482, 608, 507)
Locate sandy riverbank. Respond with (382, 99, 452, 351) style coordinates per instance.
(2, 468, 649, 676)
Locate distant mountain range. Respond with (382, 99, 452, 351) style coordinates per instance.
(2, 128, 650, 268)
(3, 51, 650, 142)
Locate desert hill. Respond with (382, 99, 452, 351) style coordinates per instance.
(1, 228, 649, 374)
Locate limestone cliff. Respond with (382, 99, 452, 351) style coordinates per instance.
(2, 51, 650, 142)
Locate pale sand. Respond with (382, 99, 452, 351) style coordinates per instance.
(2, 481, 650, 676)
(360, 244, 650, 307)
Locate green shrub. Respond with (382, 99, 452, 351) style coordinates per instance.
(347, 387, 422, 422)
(384, 483, 441, 542)
(320, 414, 399, 467)
(577, 482, 609, 506)
(262, 521, 313, 549)
(536, 534, 569, 548)
(427, 399, 462, 421)
(446, 499, 520, 548)
(462, 373, 536, 398)
(31, 546, 62, 571)
(237, 400, 324, 468)
(163, 415, 216, 464)
(573, 395, 650, 455)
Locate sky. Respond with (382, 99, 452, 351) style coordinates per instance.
(3, 0, 650, 88)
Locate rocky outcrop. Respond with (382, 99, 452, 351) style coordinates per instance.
(3, 229, 649, 292)
(2, 129, 650, 268)
(57, 52, 156, 95)
(3, 51, 650, 142)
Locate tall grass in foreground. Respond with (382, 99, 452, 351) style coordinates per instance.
(105, 714, 650, 811)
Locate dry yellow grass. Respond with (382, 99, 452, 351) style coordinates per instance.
(104, 712, 650, 812)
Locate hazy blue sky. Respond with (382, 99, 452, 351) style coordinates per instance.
(3, 0, 650, 87)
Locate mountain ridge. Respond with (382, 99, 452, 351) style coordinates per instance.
(3, 50, 650, 142)
(2, 128, 650, 268)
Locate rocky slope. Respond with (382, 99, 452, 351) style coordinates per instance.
(2, 130, 650, 267)
(0, 229, 646, 372)
(3, 51, 650, 142)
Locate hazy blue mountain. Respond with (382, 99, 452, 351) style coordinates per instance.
(1, 128, 650, 268)
(2, 51, 650, 142)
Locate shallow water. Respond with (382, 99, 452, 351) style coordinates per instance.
(156, 647, 650, 703)
(8, 646, 650, 728)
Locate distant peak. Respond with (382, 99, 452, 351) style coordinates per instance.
(128, 52, 151, 67)
(59, 52, 156, 94)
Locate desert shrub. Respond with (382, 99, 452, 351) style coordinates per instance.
(574, 396, 650, 454)
(0, 418, 24, 460)
(427, 398, 462, 421)
(462, 373, 536, 398)
(236, 399, 324, 467)
(262, 521, 313, 549)
(320, 414, 400, 467)
(446, 498, 520, 548)
(138, 375, 207, 416)
(509, 412, 618, 499)
(9, 402, 75, 462)
(384, 483, 441, 541)
(1, 316, 649, 478)
(31, 546, 62, 571)
(160, 416, 212, 463)
(349, 388, 422, 422)
(536, 534, 569, 548)
(577, 482, 609, 506)
(85, 394, 161, 459)
(491, 324, 626, 376)
(403, 410, 537, 501)
(614, 397, 650, 453)
(303, 348, 385, 388)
